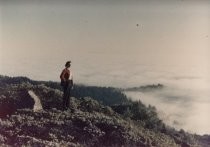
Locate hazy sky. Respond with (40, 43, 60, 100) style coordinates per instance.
(0, 0, 209, 82)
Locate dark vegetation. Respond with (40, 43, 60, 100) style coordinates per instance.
(0, 75, 129, 106)
(0, 75, 209, 146)
(123, 84, 164, 92)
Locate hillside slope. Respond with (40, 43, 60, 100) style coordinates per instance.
(0, 75, 208, 146)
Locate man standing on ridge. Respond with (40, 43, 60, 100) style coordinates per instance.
(60, 61, 73, 110)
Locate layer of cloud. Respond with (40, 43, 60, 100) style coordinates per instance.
(125, 85, 210, 135)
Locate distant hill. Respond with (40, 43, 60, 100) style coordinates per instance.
(0, 75, 209, 146)
(123, 84, 164, 92)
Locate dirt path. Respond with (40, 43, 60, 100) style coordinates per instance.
(28, 90, 43, 111)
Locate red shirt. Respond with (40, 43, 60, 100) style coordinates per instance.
(60, 68, 70, 81)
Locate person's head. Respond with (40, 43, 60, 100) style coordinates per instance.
(65, 61, 71, 68)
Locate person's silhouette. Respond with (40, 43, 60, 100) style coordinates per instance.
(60, 61, 73, 110)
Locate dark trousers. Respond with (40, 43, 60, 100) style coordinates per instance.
(62, 82, 72, 110)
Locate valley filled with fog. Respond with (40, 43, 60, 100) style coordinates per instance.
(1, 55, 210, 135)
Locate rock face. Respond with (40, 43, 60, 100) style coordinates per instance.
(0, 76, 207, 146)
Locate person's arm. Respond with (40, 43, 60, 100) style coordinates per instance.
(70, 70, 74, 87)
